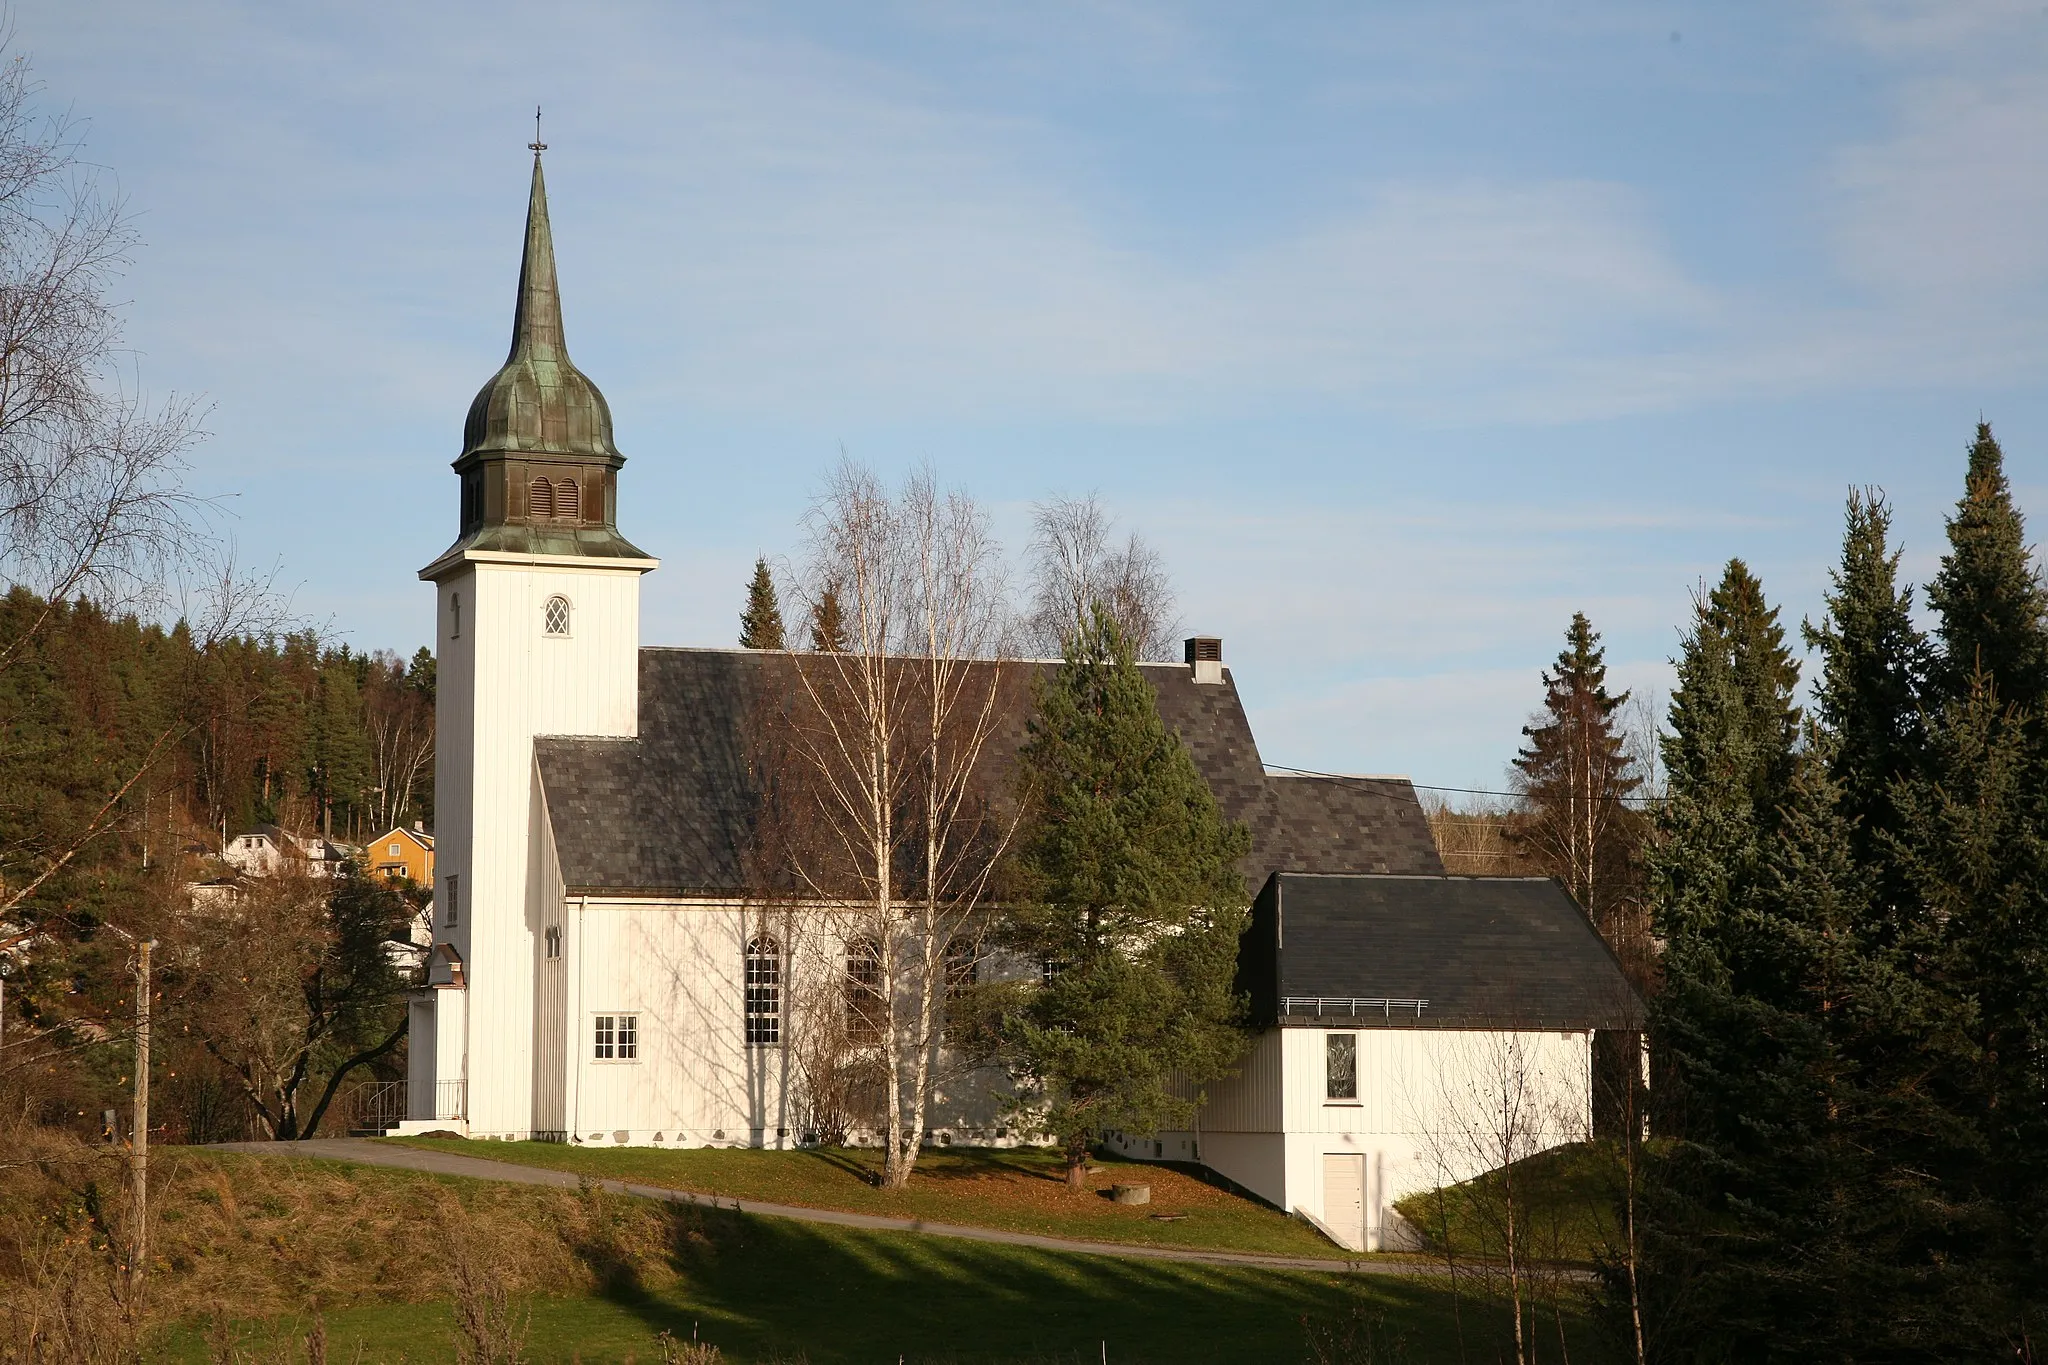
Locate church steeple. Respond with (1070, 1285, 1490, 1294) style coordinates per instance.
(428, 143, 650, 572)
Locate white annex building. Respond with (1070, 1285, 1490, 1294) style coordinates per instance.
(401, 152, 1641, 1252)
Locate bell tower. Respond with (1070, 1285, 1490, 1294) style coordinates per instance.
(408, 143, 657, 1138)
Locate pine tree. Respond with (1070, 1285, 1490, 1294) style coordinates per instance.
(1926, 422, 2048, 716)
(809, 586, 846, 652)
(739, 557, 786, 650)
(1511, 612, 1644, 938)
(985, 607, 1251, 1186)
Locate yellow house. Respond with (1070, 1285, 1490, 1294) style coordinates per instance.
(369, 824, 435, 885)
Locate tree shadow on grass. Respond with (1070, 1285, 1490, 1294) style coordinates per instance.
(576, 1200, 1485, 1364)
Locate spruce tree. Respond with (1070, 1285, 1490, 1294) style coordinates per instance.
(1926, 422, 2048, 716)
(1802, 490, 1928, 939)
(739, 557, 786, 650)
(1511, 612, 1644, 938)
(985, 607, 1251, 1186)
(1703, 559, 1802, 805)
(809, 586, 846, 652)
(1888, 680, 2048, 1349)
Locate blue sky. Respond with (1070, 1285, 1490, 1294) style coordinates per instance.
(20, 1, 2048, 791)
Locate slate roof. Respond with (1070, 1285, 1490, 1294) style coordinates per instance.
(1237, 873, 1642, 1031)
(535, 647, 1445, 899)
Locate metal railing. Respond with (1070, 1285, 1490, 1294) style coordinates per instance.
(344, 1080, 408, 1136)
(412, 1078, 466, 1123)
(1283, 996, 1429, 1019)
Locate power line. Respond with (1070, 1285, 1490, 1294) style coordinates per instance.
(1263, 763, 1667, 807)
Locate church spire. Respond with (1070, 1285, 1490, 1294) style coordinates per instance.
(507, 127, 566, 366)
(457, 140, 621, 466)
(424, 139, 652, 578)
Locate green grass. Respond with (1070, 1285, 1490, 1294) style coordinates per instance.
(1392, 1143, 1630, 1266)
(156, 1209, 1517, 1364)
(383, 1138, 1364, 1262)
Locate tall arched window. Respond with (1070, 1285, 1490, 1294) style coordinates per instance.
(745, 935, 781, 1045)
(845, 936, 884, 1047)
(554, 477, 580, 522)
(529, 475, 555, 520)
(945, 937, 978, 1002)
(543, 595, 571, 636)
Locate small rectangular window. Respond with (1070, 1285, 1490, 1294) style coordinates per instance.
(444, 875, 459, 929)
(594, 1014, 637, 1061)
(1326, 1032, 1358, 1101)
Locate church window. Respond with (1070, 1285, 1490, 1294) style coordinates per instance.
(544, 926, 561, 960)
(529, 476, 555, 520)
(745, 936, 781, 1045)
(594, 1013, 638, 1061)
(444, 875, 459, 929)
(554, 477, 580, 522)
(845, 937, 884, 1047)
(945, 938, 978, 1002)
(544, 595, 571, 636)
(450, 592, 461, 640)
(1326, 1032, 1358, 1102)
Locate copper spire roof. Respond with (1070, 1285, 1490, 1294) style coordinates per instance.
(459, 151, 622, 465)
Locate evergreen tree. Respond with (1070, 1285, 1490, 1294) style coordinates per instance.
(406, 645, 437, 703)
(1511, 612, 1644, 938)
(979, 607, 1251, 1186)
(1888, 680, 2048, 1349)
(809, 586, 846, 652)
(1802, 490, 1928, 940)
(1926, 422, 2048, 716)
(739, 557, 786, 650)
(1703, 558, 1802, 805)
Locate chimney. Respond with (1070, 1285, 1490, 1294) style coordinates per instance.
(1184, 635, 1223, 685)
(413, 820, 424, 833)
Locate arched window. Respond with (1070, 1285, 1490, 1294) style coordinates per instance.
(543, 595, 571, 636)
(945, 938, 978, 1002)
(845, 936, 884, 1046)
(745, 935, 781, 1045)
(450, 592, 461, 640)
(554, 477, 580, 522)
(529, 476, 555, 520)
(543, 926, 562, 960)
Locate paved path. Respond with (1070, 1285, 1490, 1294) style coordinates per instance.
(211, 1138, 1441, 1278)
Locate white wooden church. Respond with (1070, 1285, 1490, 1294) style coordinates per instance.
(399, 152, 1639, 1252)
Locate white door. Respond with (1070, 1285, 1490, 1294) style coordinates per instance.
(1322, 1154, 1366, 1251)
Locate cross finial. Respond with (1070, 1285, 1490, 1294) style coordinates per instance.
(530, 105, 546, 156)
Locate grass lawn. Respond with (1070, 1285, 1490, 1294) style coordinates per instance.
(384, 1138, 1363, 1262)
(1392, 1143, 1630, 1266)
(158, 1210, 1518, 1364)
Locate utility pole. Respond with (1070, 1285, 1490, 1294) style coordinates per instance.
(129, 937, 154, 1307)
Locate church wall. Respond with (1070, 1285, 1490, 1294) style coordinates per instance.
(545, 898, 1027, 1148)
(442, 557, 643, 1139)
(530, 770, 569, 1138)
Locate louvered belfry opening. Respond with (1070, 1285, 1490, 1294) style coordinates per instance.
(529, 475, 555, 520)
(554, 477, 579, 521)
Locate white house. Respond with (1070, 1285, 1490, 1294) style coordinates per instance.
(1107, 872, 1638, 1250)
(222, 825, 350, 879)
(398, 150, 1642, 1249)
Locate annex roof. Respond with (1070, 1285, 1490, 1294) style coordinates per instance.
(1237, 872, 1642, 1031)
(535, 648, 1445, 899)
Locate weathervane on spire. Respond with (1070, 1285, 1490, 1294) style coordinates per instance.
(530, 105, 546, 156)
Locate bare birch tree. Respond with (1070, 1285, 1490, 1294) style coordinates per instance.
(774, 461, 1016, 1188)
(0, 45, 208, 669)
(1025, 493, 1178, 661)
(1410, 1027, 1589, 1365)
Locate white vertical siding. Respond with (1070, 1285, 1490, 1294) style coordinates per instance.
(430, 554, 645, 1138)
